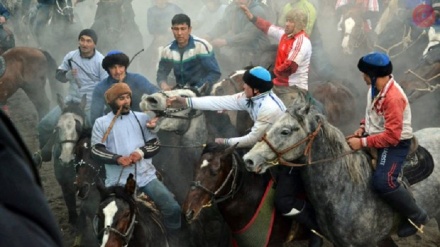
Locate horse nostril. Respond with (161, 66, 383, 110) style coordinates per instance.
(244, 159, 254, 167)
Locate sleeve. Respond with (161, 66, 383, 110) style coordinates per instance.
(364, 97, 406, 148)
(188, 93, 247, 111)
(136, 75, 160, 95)
(198, 45, 221, 86)
(137, 138, 161, 159)
(89, 83, 106, 125)
(254, 17, 285, 42)
(55, 53, 72, 82)
(90, 120, 121, 165)
(156, 49, 174, 85)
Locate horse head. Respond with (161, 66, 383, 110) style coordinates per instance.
(56, 0, 75, 23)
(183, 143, 239, 223)
(211, 70, 246, 96)
(139, 88, 204, 136)
(340, 7, 371, 55)
(56, 93, 86, 166)
(400, 43, 440, 101)
(243, 99, 316, 174)
(95, 174, 138, 247)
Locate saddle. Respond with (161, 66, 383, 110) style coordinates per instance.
(366, 137, 434, 185)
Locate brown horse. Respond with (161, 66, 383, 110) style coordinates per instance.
(0, 47, 62, 120)
(183, 143, 306, 246)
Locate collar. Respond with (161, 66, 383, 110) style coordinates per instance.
(169, 35, 195, 51)
(376, 75, 395, 99)
(287, 30, 306, 39)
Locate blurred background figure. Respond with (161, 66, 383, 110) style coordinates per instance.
(144, 0, 183, 80)
(193, 0, 227, 37)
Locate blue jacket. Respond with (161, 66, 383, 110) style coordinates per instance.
(0, 4, 10, 19)
(90, 72, 159, 124)
(157, 35, 221, 89)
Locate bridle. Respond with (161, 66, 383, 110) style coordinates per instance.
(95, 195, 138, 247)
(405, 69, 440, 92)
(260, 122, 323, 168)
(74, 159, 102, 200)
(190, 152, 242, 208)
(155, 91, 203, 135)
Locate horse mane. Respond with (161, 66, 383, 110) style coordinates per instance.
(293, 105, 370, 185)
(202, 142, 228, 154)
(103, 186, 136, 212)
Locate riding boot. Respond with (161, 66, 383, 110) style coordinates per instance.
(380, 186, 429, 237)
(288, 203, 323, 247)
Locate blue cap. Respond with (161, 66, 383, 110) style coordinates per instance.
(106, 50, 123, 56)
(250, 66, 272, 82)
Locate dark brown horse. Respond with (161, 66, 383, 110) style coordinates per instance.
(95, 174, 168, 247)
(183, 143, 301, 246)
(0, 47, 62, 120)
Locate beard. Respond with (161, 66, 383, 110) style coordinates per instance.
(109, 102, 132, 115)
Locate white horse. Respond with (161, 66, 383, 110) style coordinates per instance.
(243, 101, 440, 246)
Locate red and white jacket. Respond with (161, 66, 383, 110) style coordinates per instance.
(335, 0, 380, 12)
(361, 77, 413, 148)
(254, 17, 311, 90)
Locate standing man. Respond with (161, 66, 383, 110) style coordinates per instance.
(91, 83, 181, 245)
(205, 0, 271, 73)
(241, 5, 312, 90)
(90, 50, 159, 124)
(33, 29, 108, 166)
(157, 13, 221, 92)
(347, 52, 429, 238)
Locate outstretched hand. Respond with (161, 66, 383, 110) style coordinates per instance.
(239, 5, 253, 20)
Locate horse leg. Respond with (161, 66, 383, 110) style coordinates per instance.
(54, 162, 78, 227)
(22, 79, 50, 120)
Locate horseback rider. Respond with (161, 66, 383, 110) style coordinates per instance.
(90, 50, 159, 125)
(167, 66, 324, 246)
(157, 13, 221, 92)
(0, 3, 14, 52)
(90, 83, 181, 246)
(33, 29, 108, 167)
(347, 52, 429, 237)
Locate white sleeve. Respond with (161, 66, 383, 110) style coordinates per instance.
(189, 93, 248, 111)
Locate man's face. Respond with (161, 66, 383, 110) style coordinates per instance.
(284, 19, 296, 35)
(78, 35, 95, 55)
(109, 64, 127, 82)
(243, 83, 256, 98)
(115, 94, 131, 114)
(172, 23, 191, 47)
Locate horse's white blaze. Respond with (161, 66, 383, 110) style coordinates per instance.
(58, 113, 81, 163)
(423, 27, 440, 55)
(342, 17, 355, 51)
(200, 159, 209, 168)
(283, 208, 301, 216)
(100, 200, 118, 247)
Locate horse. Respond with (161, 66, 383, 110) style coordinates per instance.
(373, 3, 429, 76)
(140, 88, 233, 247)
(183, 143, 300, 246)
(72, 132, 103, 247)
(0, 47, 62, 120)
(94, 174, 168, 247)
(29, 0, 83, 61)
(43, 93, 87, 228)
(242, 100, 440, 246)
(211, 68, 357, 134)
(90, 0, 143, 71)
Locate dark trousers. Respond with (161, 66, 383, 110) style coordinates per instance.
(274, 166, 306, 215)
(372, 139, 411, 194)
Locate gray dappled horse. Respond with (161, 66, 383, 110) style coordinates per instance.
(243, 100, 440, 246)
(140, 88, 232, 247)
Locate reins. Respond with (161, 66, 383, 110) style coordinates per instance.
(405, 69, 440, 92)
(261, 122, 356, 167)
(374, 26, 426, 59)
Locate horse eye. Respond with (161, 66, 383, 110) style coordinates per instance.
(281, 128, 291, 135)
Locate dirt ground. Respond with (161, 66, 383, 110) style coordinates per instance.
(6, 90, 440, 247)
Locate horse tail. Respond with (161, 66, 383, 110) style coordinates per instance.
(40, 49, 64, 102)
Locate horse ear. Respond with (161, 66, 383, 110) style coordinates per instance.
(221, 143, 238, 159)
(125, 173, 136, 196)
(57, 93, 65, 109)
(198, 83, 211, 96)
(80, 94, 87, 110)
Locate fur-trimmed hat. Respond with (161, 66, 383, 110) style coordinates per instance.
(242, 66, 273, 93)
(78, 29, 98, 44)
(357, 52, 393, 77)
(102, 50, 130, 73)
(104, 82, 132, 104)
